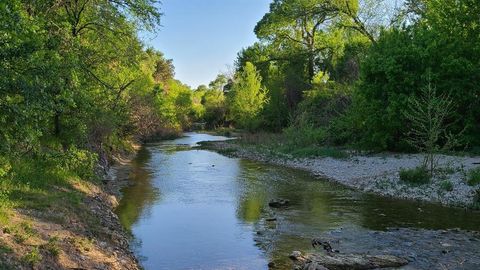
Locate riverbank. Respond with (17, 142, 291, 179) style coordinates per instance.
(199, 139, 480, 208)
(0, 150, 140, 269)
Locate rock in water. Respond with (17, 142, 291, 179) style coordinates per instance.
(290, 251, 408, 270)
(269, 199, 290, 208)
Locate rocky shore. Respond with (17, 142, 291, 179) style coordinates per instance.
(259, 226, 480, 269)
(200, 140, 480, 208)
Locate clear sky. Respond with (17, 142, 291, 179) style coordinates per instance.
(143, 0, 272, 88)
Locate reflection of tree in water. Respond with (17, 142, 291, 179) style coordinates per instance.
(237, 192, 266, 223)
(116, 147, 161, 232)
(235, 161, 267, 223)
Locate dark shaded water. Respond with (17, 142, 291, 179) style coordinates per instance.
(116, 133, 480, 270)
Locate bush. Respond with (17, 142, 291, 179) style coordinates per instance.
(0, 190, 11, 224)
(399, 167, 431, 184)
(0, 157, 12, 178)
(21, 247, 42, 266)
(287, 146, 348, 159)
(283, 125, 327, 148)
(440, 180, 454, 192)
(62, 147, 97, 180)
(467, 167, 480, 186)
(42, 237, 60, 257)
(43, 147, 98, 180)
(294, 82, 351, 130)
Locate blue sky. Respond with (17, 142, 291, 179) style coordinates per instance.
(143, 0, 272, 88)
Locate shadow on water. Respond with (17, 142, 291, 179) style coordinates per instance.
(116, 133, 480, 269)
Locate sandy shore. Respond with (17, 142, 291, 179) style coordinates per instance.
(202, 141, 480, 208)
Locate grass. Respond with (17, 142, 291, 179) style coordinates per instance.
(213, 127, 236, 137)
(0, 241, 13, 255)
(473, 189, 480, 209)
(42, 237, 60, 257)
(0, 190, 12, 225)
(0, 262, 14, 270)
(0, 154, 110, 267)
(436, 166, 456, 175)
(232, 131, 349, 159)
(0, 154, 98, 216)
(467, 167, 480, 186)
(399, 167, 431, 184)
(11, 222, 38, 244)
(74, 237, 94, 252)
(440, 180, 454, 192)
(280, 146, 348, 159)
(21, 247, 42, 266)
(216, 147, 237, 156)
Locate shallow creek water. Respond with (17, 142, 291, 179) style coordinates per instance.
(116, 133, 480, 270)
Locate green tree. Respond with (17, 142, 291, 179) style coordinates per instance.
(202, 89, 226, 128)
(208, 74, 229, 91)
(228, 62, 268, 130)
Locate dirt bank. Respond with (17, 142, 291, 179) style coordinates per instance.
(0, 152, 140, 270)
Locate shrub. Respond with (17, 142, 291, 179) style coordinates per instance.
(399, 167, 431, 184)
(467, 167, 480, 186)
(440, 180, 453, 192)
(0, 242, 13, 254)
(43, 147, 98, 180)
(0, 190, 12, 224)
(0, 157, 11, 178)
(62, 147, 97, 179)
(21, 247, 42, 266)
(42, 237, 60, 257)
(283, 125, 327, 148)
(403, 81, 461, 176)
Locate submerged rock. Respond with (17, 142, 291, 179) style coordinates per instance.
(269, 199, 290, 208)
(290, 251, 408, 270)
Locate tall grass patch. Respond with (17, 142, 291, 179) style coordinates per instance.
(468, 167, 480, 186)
(399, 167, 431, 184)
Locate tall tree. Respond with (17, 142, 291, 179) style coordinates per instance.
(228, 62, 268, 130)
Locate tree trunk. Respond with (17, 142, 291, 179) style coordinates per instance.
(54, 111, 61, 137)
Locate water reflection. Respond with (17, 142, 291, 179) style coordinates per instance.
(116, 147, 161, 232)
(116, 133, 480, 270)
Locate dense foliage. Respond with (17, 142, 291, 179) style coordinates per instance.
(218, 0, 480, 153)
(0, 0, 206, 209)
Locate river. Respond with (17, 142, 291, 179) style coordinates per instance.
(116, 132, 480, 269)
